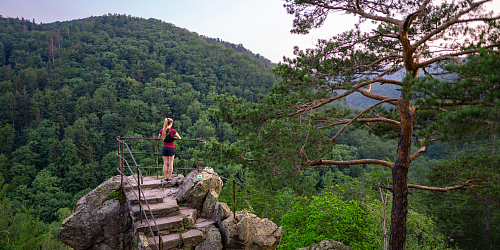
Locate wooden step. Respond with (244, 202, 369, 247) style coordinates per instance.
(147, 233, 181, 250)
(135, 215, 183, 233)
(131, 198, 179, 219)
(127, 189, 163, 205)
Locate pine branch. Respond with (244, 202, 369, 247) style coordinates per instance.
(418, 45, 500, 68)
(411, 0, 495, 50)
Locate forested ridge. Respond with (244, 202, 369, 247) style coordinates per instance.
(0, 14, 278, 249)
(0, 10, 498, 250)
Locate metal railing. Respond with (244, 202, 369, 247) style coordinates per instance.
(117, 137, 163, 250)
(116, 136, 244, 249)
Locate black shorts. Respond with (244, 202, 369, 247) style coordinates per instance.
(162, 147, 176, 156)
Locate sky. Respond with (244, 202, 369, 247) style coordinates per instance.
(1, 0, 500, 63)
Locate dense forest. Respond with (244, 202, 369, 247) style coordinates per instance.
(0, 10, 498, 250)
(0, 14, 278, 249)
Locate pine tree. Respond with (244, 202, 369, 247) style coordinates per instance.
(211, 1, 500, 249)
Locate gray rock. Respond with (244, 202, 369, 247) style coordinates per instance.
(182, 229, 206, 247)
(220, 210, 282, 250)
(195, 228, 223, 250)
(180, 207, 198, 227)
(212, 202, 232, 228)
(201, 189, 219, 217)
(175, 167, 223, 211)
(296, 239, 352, 250)
(61, 176, 133, 250)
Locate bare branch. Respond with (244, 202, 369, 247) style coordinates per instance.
(412, 0, 494, 49)
(372, 29, 399, 39)
(408, 179, 485, 192)
(239, 150, 254, 162)
(436, 100, 496, 107)
(303, 98, 399, 167)
(357, 89, 399, 105)
(418, 45, 500, 68)
(361, 201, 382, 217)
(308, 158, 394, 169)
(327, 98, 399, 143)
(317, 117, 400, 129)
(289, 78, 390, 115)
(351, 54, 403, 70)
(455, 15, 500, 24)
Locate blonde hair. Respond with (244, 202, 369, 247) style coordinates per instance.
(160, 118, 173, 139)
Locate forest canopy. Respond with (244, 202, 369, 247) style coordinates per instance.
(0, 14, 279, 249)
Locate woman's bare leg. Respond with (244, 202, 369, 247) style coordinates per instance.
(162, 155, 168, 179)
(167, 155, 175, 179)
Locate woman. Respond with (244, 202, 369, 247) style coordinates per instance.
(158, 118, 181, 183)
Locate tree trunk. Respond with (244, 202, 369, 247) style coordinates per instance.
(389, 99, 414, 250)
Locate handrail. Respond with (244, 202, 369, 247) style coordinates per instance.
(119, 137, 205, 175)
(119, 137, 207, 144)
(117, 138, 162, 250)
(198, 169, 243, 222)
(117, 135, 245, 249)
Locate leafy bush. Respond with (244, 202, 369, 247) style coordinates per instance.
(279, 190, 378, 250)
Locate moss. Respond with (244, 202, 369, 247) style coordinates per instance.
(106, 190, 126, 205)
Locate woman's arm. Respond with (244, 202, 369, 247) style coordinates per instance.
(174, 132, 181, 140)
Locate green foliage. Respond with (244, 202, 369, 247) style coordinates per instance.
(0, 124, 14, 155)
(0, 14, 278, 248)
(417, 145, 500, 249)
(411, 50, 500, 142)
(279, 190, 378, 250)
(405, 209, 455, 250)
(0, 173, 70, 249)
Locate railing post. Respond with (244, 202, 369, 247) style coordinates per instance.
(138, 164, 142, 225)
(159, 234, 163, 250)
(197, 138, 200, 172)
(233, 179, 237, 223)
(118, 137, 123, 195)
(156, 138, 159, 179)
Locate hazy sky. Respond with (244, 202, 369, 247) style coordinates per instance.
(2, 0, 499, 63)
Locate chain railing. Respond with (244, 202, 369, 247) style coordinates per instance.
(116, 136, 244, 249)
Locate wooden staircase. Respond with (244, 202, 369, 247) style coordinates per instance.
(124, 175, 216, 250)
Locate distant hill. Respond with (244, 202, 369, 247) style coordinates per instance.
(344, 67, 457, 110)
(0, 14, 279, 224)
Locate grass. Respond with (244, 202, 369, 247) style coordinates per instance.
(106, 190, 126, 205)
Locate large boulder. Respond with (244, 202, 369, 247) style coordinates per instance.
(220, 210, 283, 250)
(201, 189, 219, 217)
(212, 202, 232, 228)
(60, 176, 133, 250)
(175, 167, 223, 211)
(195, 228, 223, 250)
(296, 239, 352, 250)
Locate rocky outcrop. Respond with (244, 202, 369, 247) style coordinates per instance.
(220, 210, 283, 250)
(60, 175, 133, 250)
(296, 240, 352, 250)
(176, 167, 223, 211)
(61, 169, 282, 250)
